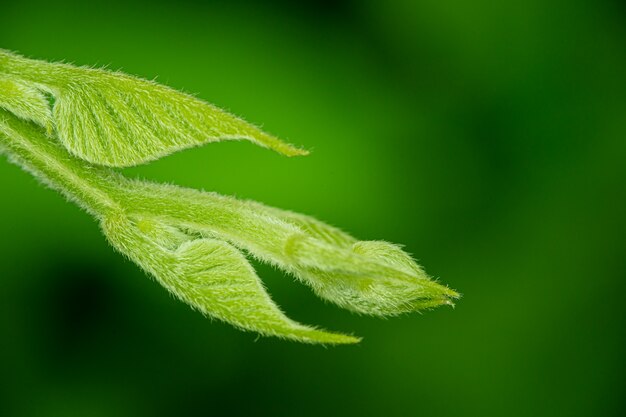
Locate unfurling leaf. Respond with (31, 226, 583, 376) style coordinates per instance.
(0, 49, 459, 345)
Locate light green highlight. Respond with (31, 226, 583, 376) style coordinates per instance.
(0, 50, 458, 344)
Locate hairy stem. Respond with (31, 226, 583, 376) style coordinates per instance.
(0, 109, 120, 217)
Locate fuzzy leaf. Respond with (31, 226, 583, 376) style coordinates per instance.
(101, 212, 359, 344)
(0, 75, 52, 130)
(50, 70, 308, 167)
(112, 180, 459, 317)
(0, 50, 308, 167)
(293, 240, 459, 316)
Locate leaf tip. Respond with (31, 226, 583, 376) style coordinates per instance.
(302, 330, 362, 345)
(286, 147, 311, 157)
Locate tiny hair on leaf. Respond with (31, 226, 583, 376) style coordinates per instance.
(0, 49, 459, 345)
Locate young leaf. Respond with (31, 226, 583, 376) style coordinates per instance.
(113, 180, 459, 317)
(292, 240, 459, 316)
(52, 73, 308, 167)
(0, 75, 52, 130)
(1, 49, 308, 167)
(102, 212, 359, 344)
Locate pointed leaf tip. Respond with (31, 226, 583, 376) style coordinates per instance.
(101, 213, 356, 344)
(42, 65, 306, 167)
(288, 238, 459, 316)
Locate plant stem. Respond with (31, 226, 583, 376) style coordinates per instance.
(0, 109, 121, 217)
(0, 49, 66, 89)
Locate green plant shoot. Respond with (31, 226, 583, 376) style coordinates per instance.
(0, 50, 459, 344)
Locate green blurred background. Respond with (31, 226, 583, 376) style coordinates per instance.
(1, 0, 625, 416)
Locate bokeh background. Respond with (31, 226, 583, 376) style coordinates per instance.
(1, 0, 625, 416)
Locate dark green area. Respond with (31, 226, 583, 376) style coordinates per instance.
(1, 0, 624, 416)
